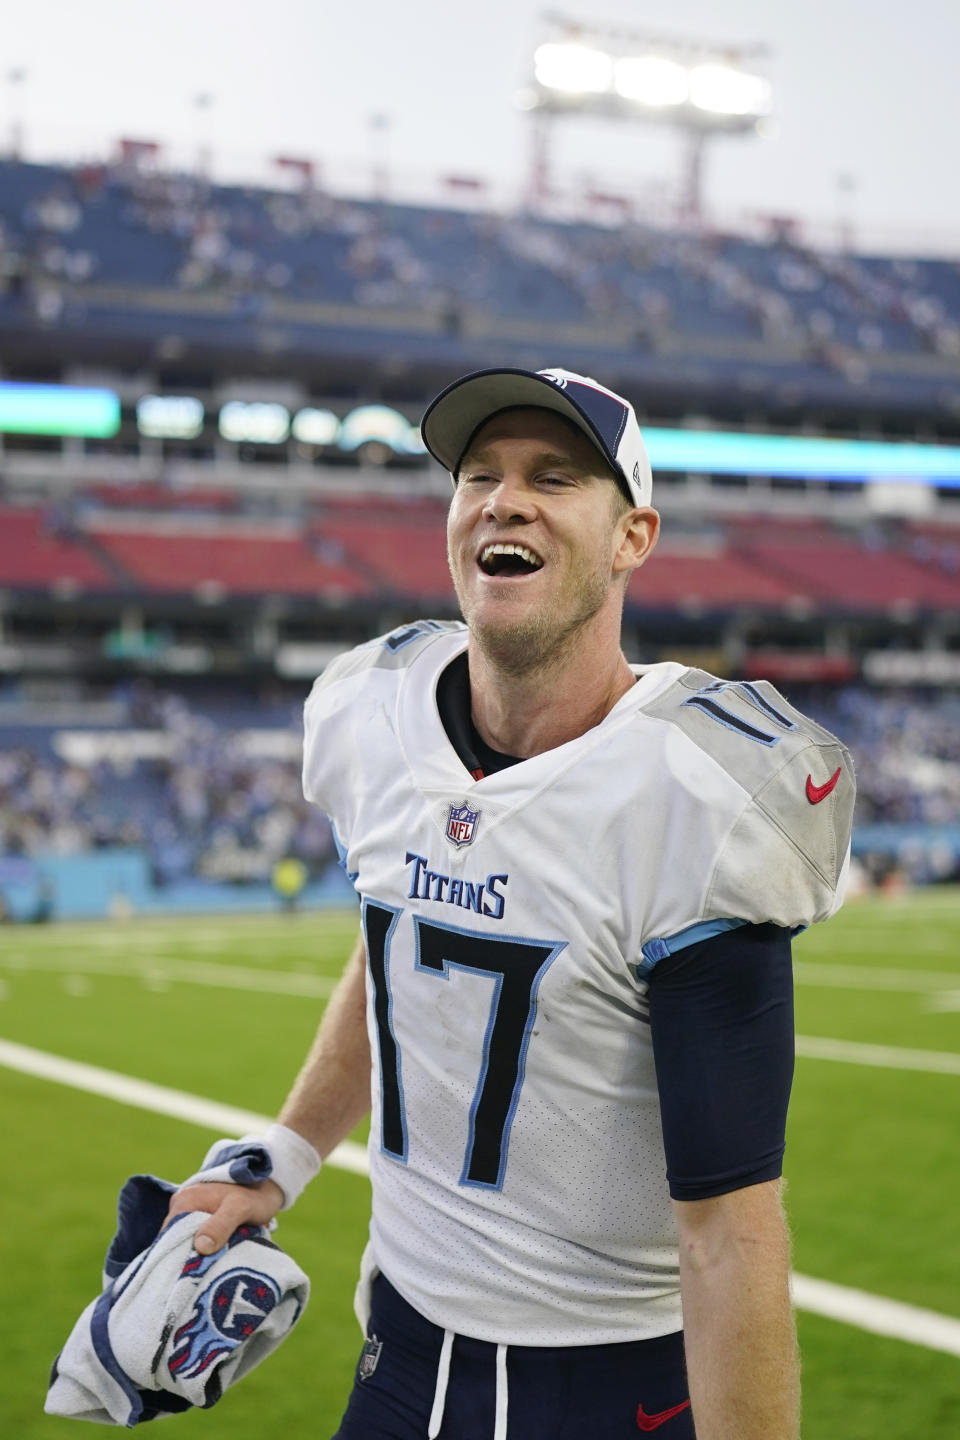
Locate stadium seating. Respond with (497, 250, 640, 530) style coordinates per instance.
(312, 497, 454, 600)
(740, 540, 960, 610)
(0, 505, 112, 589)
(4, 158, 960, 405)
(632, 539, 800, 609)
(728, 517, 960, 610)
(85, 519, 372, 598)
(86, 482, 241, 513)
(5, 494, 960, 613)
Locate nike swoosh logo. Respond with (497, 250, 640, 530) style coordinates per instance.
(637, 1399, 692, 1431)
(806, 766, 842, 805)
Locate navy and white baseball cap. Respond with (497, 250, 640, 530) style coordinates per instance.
(421, 366, 653, 507)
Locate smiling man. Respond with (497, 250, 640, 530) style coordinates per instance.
(449, 403, 652, 656)
(444, 399, 658, 758)
(166, 367, 855, 1440)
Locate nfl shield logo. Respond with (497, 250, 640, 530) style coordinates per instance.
(358, 1333, 383, 1381)
(446, 802, 480, 848)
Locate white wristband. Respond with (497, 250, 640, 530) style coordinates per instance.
(262, 1123, 323, 1210)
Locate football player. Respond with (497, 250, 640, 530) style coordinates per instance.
(168, 368, 854, 1440)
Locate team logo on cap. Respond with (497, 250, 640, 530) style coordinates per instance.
(446, 802, 480, 848)
(168, 1269, 279, 1380)
(539, 369, 568, 389)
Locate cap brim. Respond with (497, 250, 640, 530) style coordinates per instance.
(421, 369, 618, 478)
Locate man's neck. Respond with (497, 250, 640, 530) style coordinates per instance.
(466, 636, 637, 759)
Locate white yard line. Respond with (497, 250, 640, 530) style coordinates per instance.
(0, 954, 336, 999)
(795, 1035, 960, 1076)
(928, 992, 960, 1013)
(12, 949, 960, 1008)
(791, 1275, 960, 1358)
(796, 964, 960, 992)
(6, 949, 960, 1075)
(4, 919, 344, 949)
(0, 1038, 367, 1175)
(2, 1038, 959, 1358)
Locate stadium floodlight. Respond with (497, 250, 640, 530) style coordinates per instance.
(614, 56, 689, 108)
(688, 63, 771, 117)
(291, 408, 341, 446)
(137, 395, 204, 440)
(533, 42, 613, 95)
(525, 15, 771, 220)
(337, 404, 424, 455)
(218, 401, 290, 444)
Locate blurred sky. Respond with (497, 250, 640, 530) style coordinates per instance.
(3, 0, 958, 249)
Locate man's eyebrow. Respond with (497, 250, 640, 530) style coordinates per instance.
(459, 447, 595, 475)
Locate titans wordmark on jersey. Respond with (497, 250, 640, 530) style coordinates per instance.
(302, 622, 854, 1347)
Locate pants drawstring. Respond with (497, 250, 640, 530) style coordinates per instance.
(493, 1343, 508, 1440)
(427, 1329, 454, 1439)
(427, 1330, 508, 1440)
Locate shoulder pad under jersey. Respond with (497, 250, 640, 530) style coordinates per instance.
(642, 669, 855, 893)
(308, 620, 466, 693)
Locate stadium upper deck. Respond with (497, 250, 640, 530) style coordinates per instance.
(2, 157, 960, 687)
(2, 158, 960, 417)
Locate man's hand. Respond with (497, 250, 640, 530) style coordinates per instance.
(165, 1178, 285, 1256)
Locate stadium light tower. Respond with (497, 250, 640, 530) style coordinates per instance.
(520, 13, 772, 223)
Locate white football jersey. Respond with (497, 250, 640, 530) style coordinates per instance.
(302, 622, 854, 1346)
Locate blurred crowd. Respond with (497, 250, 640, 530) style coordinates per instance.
(3, 158, 960, 369)
(806, 686, 960, 827)
(0, 689, 335, 891)
(2, 685, 959, 900)
(806, 686, 960, 887)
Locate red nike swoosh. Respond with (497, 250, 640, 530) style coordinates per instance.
(637, 1399, 692, 1431)
(806, 766, 842, 805)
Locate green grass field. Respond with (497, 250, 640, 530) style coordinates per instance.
(2, 892, 959, 1439)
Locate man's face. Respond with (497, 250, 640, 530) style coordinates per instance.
(446, 408, 655, 675)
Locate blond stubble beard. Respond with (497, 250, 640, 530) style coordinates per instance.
(449, 551, 614, 680)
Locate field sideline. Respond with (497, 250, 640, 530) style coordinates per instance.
(2, 891, 959, 1438)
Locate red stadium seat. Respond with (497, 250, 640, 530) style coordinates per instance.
(0, 506, 112, 589)
(86, 520, 373, 598)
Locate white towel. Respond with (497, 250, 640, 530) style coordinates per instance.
(46, 1173, 310, 1427)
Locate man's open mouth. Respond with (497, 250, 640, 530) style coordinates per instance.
(478, 543, 544, 577)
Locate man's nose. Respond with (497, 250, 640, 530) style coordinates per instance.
(482, 478, 537, 523)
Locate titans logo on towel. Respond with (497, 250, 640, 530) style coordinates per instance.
(168, 1269, 280, 1380)
(179, 1225, 260, 1281)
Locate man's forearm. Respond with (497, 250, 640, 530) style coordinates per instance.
(676, 1180, 799, 1440)
(278, 933, 372, 1158)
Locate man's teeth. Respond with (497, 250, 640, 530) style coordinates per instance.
(480, 543, 543, 569)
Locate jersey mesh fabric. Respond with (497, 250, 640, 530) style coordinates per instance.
(302, 623, 853, 1345)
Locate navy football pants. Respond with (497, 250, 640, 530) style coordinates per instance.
(333, 1273, 695, 1439)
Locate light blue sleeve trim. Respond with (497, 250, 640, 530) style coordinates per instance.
(638, 917, 750, 979)
(331, 823, 359, 883)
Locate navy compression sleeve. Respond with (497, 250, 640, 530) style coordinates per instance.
(646, 922, 795, 1201)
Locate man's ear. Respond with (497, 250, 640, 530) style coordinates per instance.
(614, 507, 660, 575)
